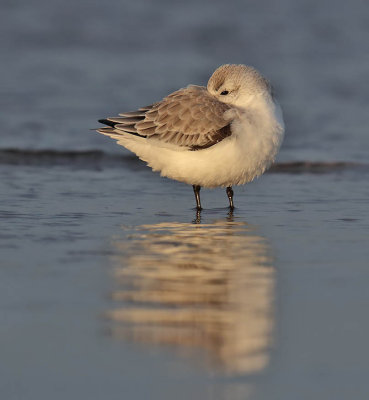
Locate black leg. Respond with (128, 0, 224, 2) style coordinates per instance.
(226, 186, 234, 210)
(193, 209, 202, 224)
(192, 185, 202, 210)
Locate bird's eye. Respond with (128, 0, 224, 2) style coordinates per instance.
(220, 90, 229, 95)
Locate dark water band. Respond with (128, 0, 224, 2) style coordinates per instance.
(0, 148, 366, 174)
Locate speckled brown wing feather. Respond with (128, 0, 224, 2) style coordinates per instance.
(99, 85, 233, 149)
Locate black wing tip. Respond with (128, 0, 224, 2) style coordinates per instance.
(97, 118, 148, 139)
(98, 118, 116, 128)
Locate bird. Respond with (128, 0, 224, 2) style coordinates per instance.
(97, 64, 284, 210)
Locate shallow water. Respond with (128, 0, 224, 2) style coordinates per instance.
(1, 162, 369, 399)
(1, 0, 369, 398)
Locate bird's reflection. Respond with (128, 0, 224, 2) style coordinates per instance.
(106, 219, 275, 375)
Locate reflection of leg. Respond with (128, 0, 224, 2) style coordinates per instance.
(193, 185, 202, 210)
(226, 186, 234, 209)
(227, 208, 234, 222)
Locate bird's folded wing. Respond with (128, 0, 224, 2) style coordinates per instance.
(98, 85, 233, 149)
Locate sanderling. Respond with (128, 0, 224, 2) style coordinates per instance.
(98, 64, 284, 210)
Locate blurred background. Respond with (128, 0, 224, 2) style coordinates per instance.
(1, 1, 369, 399)
(1, 0, 369, 161)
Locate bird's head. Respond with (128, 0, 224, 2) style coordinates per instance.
(207, 64, 272, 107)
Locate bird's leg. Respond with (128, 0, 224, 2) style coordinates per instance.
(226, 186, 234, 210)
(192, 185, 202, 210)
(193, 209, 202, 224)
